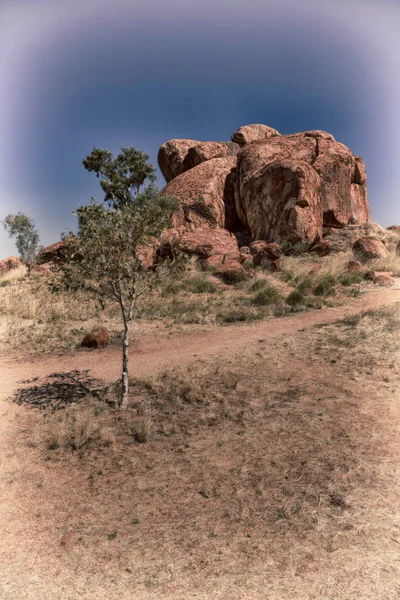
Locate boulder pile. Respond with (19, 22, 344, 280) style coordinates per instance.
(158, 124, 370, 263)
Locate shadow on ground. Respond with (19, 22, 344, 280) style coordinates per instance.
(13, 370, 103, 411)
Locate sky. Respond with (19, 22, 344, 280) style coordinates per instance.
(0, 0, 399, 258)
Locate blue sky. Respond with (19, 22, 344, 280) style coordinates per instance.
(1, 0, 399, 257)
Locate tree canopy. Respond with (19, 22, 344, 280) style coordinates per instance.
(83, 147, 157, 208)
(2, 212, 41, 274)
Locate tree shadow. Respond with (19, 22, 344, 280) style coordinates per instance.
(13, 370, 103, 411)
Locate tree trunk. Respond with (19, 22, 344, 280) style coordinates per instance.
(121, 322, 130, 409)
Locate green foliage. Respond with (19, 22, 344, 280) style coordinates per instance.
(83, 147, 156, 208)
(286, 289, 305, 306)
(184, 277, 218, 294)
(251, 285, 281, 306)
(0, 280, 11, 287)
(281, 240, 310, 256)
(2, 212, 41, 272)
(313, 275, 336, 297)
(59, 194, 177, 303)
(249, 278, 269, 292)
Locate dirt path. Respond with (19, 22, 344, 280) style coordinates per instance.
(0, 288, 399, 600)
(1, 288, 400, 387)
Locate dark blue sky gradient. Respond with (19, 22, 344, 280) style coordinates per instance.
(0, 0, 398, 256)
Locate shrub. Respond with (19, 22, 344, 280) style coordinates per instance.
(184, 277, 218, 294)
(286, 290, 305, 306)
(251, 285, 281, 306)
(313, 275, 336, 297)
(295, 277, 313, 295)
(0, 280, 11, 287)
(249, 278, 269, 292)
(338, 273, 364, 287)
(219, 269, 250, 285)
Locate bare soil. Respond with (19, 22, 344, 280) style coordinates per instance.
(0, 288, 400, 599)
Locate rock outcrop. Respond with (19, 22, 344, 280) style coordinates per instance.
(161, 157, 239, 231)
(231, 124, 280, 145)
(156, 124, 370, 260)
(238, 158, 323, 244)
(158, 139, 199, 183)
(0, 256, 24, 275)
(39, 240, 70, 263)
(353, 237, 388, 261)
(182, 141, 240, 171)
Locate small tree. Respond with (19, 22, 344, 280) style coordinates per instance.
(83, 147, 156, 208)
(2, 212, 41, 275)
(60, 192, 177, 409)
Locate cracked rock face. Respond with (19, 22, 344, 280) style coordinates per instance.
(238, 159, 323, 245)
(161, 157, 239, 231)
(158, 139, 199, 183)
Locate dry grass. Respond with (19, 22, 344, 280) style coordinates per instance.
(14, 302, 400, 598)
(1, 239, 399, 354)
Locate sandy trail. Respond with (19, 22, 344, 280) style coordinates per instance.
(1, 288, 400, 388)
(0, 288, 399, 600)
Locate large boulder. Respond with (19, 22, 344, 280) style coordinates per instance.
(161, 156, 239, 231)
(0, 256, 24, 275)
(237, 158, 323, 245)
(159, 228, 240, 260)
(182, 141, 240, 171)
(231, 124, 280, 145)
(313, 142, 370, 227)
(235, 136, 318, 227)
(236, 135, 369, 235)
(38, 240, 70, 263)
(157, 139, 199, 182)
(353, 237, 388, 261)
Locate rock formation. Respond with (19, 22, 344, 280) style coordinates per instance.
(158, 124, 370, 254)
(0, 256, 24, 275)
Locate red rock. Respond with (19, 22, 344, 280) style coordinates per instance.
(387, 225, 400, 232)
(258, 257, 281, 272)
(159, 228, 240, 260)
(309, 240, 332, 256)
(365, 270, 393, 282)
(231, 124, 280, 145)
(238, 158, 323, 245)
(182, 141, 240, 171)
(161, 157, 238, 231)
(38, 240, 71, 264)
(252, 242, 283, 266)
(0, 256, 24, 275)
(313, 142, 370, 227)
(397, 241, 400, 256)
(157, 139, 199, 182)
(290, 130, 336, 141)
(81, 327, 109, 349)
(31, 263, 53, 276)
(353, 237, 388, 261)
(205, 254, 225, 268)
(249, 240, 267, 255)
(346, 260, 362, 273)
(213, 260, 246, 283)
(373, 273, 395, 287)
(239, 246, 250, 255)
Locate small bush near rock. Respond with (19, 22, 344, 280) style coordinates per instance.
(184, 277, 218, 294)
(286, 290, 305, 306)
(313, 275, 336, 297)
(251, 286, 281, 306)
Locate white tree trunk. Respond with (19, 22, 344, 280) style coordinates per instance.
(121, 323, 130, 409)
